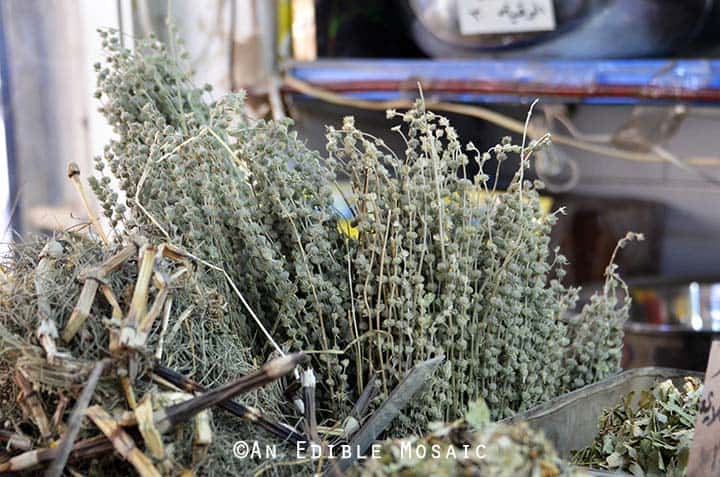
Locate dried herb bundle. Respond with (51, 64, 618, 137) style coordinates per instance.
(572, 377, 702, 476)
(90, 28, 351, 418)
(0, 25, 645, 476)
(328, 106, 637, 426)
(563, 232, 644, 391)
(89, 27, 640, 429)
(0, 233, 294, 475)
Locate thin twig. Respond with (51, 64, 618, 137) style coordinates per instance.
(67, 162, 109, 245)
(302, 368, 320, 444)
(46, 360, 107, 477)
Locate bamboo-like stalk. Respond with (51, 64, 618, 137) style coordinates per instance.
(154, 353, 305, 433)
(151, 391, 212, 465)
(350, 378, 378, 421)
(50, 392, 70, 434)
(154, 297, 173, 361)
(120, 247, 157, 385)
(62, 243, 137, 342)
(302, 368, 321, 445)
(120, 375, 138, 410)
(61, 279, 99, 343)
(85, 405, 161, 477)
(134, 395, 166, 462)
(109, 328, 121, 355)
(0, 448, 48, 473)
(0, 430, 32, 452)
(0, 435, 113, 473)
(102, 242, 139, 270)
(99, 284, 123, 320)
(342, 379, 378, 438)
(101, 284, 124, 353)
(193, 409, 212, 462)
(138, 287, 168, 334)
(126, 246, 156, 327)
(158, 242, 190, 262)
(302, 369, 341, 477)
(35, 240, 64, 363)
(129, 272, 169, 348)
(1, 354, 304, 473)
(14, 371, 51, 439)
(67, 162, 109, 245)
(152, 364, 305, 444)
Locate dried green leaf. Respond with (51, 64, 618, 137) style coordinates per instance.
(466, 397, 491, 430)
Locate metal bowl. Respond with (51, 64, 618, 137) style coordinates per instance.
(403, 0, 715, 58)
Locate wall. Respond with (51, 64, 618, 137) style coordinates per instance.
(0, 0, 126, 233)
(568, 105, 720, 278)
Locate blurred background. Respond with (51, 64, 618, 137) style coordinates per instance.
(3, 0, 720, 369)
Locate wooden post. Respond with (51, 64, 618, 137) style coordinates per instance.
(687, 340, 720, 476)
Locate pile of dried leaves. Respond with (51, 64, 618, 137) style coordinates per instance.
(355, 398, 588, 477)
(572, 377, 702, 477)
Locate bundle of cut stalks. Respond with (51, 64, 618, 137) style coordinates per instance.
(0, 224, 308, 475)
